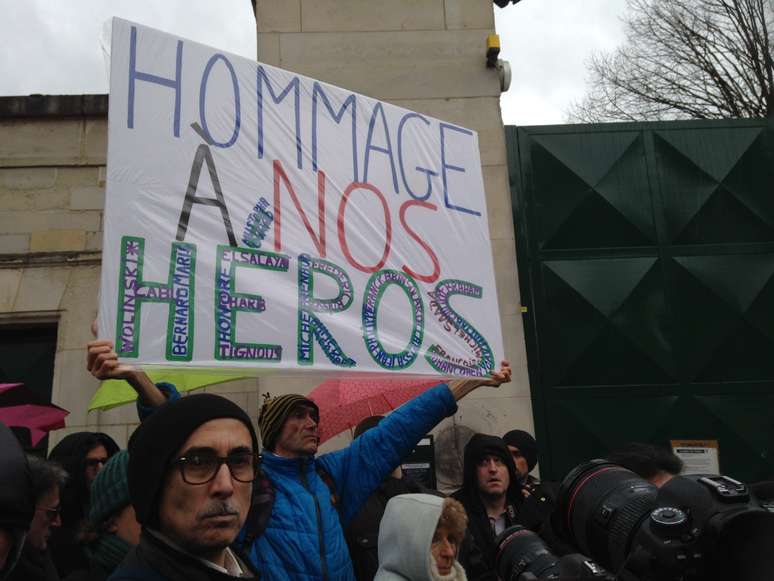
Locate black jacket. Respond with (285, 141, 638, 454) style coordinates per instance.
(6, 546, 60, 581)
(452, 434, 545, 575)
(523, 475, 558, 518)
(345, 476, 423, 581)
(47, 432, 119, 578)
(0, 421, 34, 580)
(108, 531, 258, 581)
(64, 563, 111, 581)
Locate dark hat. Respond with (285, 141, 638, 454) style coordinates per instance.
(258, 394, 319, 451)
(128, 394, 258, 526)
(353, 415, 384, 439)
(89, 450, 130, 525)
(503, 430, 538, 472)
(464, 434, 512, 468)
(0, 422, 34, 531)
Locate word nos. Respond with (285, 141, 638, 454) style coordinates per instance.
(115, 237, 494, 375)
(125, 24, 483, 217)
(177, 143, 443, 285)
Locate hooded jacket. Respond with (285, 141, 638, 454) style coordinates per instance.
(247, 384, 458, 581)
(0, 422, 34, 580)
(374, 494, 466, 581)
(48, 432, 120, 577)
(451, 435, 544, 574)
(346, 476, 425, 581)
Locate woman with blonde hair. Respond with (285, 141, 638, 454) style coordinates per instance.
(376, 494, 468, 581)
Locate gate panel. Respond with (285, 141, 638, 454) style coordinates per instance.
(508, 119, 774, 483)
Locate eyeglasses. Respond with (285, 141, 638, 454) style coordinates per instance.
(172, 451, 258, 485)
(84, 457, 108, 469)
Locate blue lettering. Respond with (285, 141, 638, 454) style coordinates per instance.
(363, 102, 399, 194)
(199, 54, 241, 148)
(127, 25, 183, 137)
(257, 67, 302, 169)
(398, 112, 437, 201)
(312, 82, 358, 181)
(440, 122, 480, 216)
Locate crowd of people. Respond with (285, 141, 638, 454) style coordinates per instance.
(0, 338, 689, 581)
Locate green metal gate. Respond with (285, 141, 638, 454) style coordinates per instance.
(506, 119, 774, 483)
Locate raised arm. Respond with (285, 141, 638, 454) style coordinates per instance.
(318, 361, 512, 523)
(86, 339, 167, 408)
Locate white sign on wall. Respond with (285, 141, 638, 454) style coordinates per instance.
(98, 18, 503, 377)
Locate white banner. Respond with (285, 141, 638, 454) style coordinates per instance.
(99, 18, 503, 377)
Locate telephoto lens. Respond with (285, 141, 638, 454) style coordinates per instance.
(494, 525, 614, 580)
(555, 460, 657, 572)
(494, 525, 561, 580)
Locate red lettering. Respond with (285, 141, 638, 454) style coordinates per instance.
(399, 200, 441, 283)
(337, 182, 392, 273)
(273, 160, 326, 256)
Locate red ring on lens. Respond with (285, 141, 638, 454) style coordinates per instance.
(566, 466, 623, 533)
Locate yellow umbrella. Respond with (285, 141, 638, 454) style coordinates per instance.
(88, 370, 251, 412)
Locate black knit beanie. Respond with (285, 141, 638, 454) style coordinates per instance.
(128, 394, 258, 527)
(89, 450, 130, 525)
(502, 429, 538, 472)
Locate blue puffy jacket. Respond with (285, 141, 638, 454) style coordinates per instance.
(248, 383, 457, 581)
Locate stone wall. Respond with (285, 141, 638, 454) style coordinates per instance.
(0, 96, 261, 448)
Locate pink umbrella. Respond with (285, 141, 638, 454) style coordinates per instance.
(1, 382, 45, 406)
(0, 383, 69, 446)
(0, 383, 23, 393)
(308, 377, 442, 444)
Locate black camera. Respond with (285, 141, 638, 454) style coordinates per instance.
(554, 460, 774, 581)
(494, 525, 614, 580)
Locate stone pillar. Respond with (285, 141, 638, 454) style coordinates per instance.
(255, 0, 534, 485)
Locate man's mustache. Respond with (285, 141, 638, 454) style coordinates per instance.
(199, 501, 240, 519)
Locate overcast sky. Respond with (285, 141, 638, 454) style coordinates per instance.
(496, 0, 627, 125)
(1, 0, 627, 126)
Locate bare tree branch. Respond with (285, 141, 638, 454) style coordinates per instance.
(567, 0, 774, 122)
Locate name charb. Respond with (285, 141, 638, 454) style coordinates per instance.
(125, 24, 482, 217)
(114, 237, 493, 375)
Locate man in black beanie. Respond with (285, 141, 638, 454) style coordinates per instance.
(502, 429, 556, 514)
(109, 394, 259, 580)
(501, 430, 538, 482)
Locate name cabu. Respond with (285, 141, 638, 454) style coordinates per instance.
(125, 25, 481, 217)
(115, 236, 494, 376)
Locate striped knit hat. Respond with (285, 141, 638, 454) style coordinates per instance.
(89, 449, 130, 525)
(258, 394, 319, 451)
